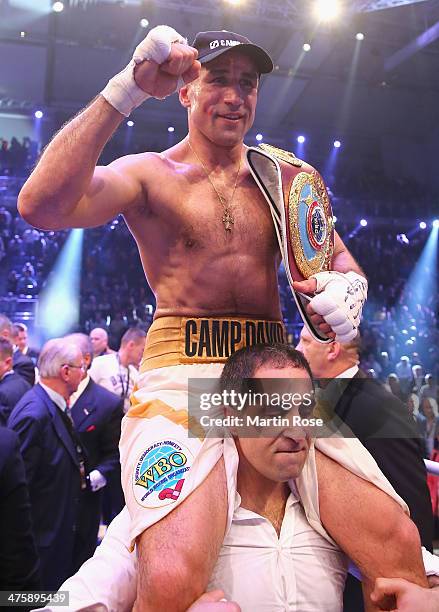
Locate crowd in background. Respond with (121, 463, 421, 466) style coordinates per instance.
(0, 136, 40, 176)
(0, 139, 438, 594)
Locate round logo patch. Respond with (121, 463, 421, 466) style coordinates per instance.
(133, 439, 193, 508)
(306, 200, 327, 250)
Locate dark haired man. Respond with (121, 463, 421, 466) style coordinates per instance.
(40, 344, 427, 612)
(0, 337, 31, 425)
(18, 23, 404, 610)
(89, 327, 146, 413)
(0, 314, 35, 386)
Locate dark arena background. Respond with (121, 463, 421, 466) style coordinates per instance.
(1, 0, 439, 609)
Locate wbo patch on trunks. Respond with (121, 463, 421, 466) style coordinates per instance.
(133, 439, 193, 508)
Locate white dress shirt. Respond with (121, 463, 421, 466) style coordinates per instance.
(208, 489, 348, 611)
(89, 354, 137, 413)
(39, 382, 67, 412)
(39, 481, 348, 611)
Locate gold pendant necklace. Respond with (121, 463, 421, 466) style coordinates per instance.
(188, 140, 242, 232)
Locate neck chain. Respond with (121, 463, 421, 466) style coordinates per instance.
(188, 140, 242, 232)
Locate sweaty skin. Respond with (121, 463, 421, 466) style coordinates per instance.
(17, 44, 417, 612)
(18, 51, 355, 325)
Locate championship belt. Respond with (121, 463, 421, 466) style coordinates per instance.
(246, 143, 334, 343)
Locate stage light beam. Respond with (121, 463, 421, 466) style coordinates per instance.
(38, 229, 84, 339)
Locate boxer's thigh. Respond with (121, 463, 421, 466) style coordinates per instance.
(315, 450, 426, 587)
(135, 456, 227, 611)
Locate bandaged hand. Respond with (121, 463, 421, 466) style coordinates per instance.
(101, 25, 199, 116)
(294, 271, 367, 343)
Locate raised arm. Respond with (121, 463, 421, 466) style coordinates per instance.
(18, 101, 140, 230)
(18, 26, 199, 231)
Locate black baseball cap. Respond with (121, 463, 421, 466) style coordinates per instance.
(192, 30, 273, 75)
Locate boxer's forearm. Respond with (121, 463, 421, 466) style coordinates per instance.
(18, 97, 123, 228)
(331, 231, 366, 277)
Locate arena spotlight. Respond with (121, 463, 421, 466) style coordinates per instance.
(397, 233, 410, 245)
(34, 110, 43, 119)
(419, 221, 427, 229)
(433, 219, 439, 228)
(168, 126, 175, 133)
(297, 135, 306, 144)
(20, 31, 26, 38)
(356, 32, 365, 41)
(52, 1, 64, 12)
(303, 43, 311, 52)
(314, 0, 340, 22)
(360, 218, 367, 227)
(333, 215, 337, 223)
(333, 140, 341, 148)
(127, 120, 134, 127)
(256, 133, 263, 141)
(140, 18, 149, 28)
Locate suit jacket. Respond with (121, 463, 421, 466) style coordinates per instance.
(0, 371, 31, 425)
(71, 378, 123, 568)
(335, 371, 434, 612)
(71, 378, 123, 479)
(0, 426, 41, 592)
(8, 384, 83, 590)
(13, 349, 35, 387)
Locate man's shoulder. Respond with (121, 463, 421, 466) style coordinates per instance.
(91, 353, 117, 371)
(86, 378, 123, 407)
(11, 386, 49, 418)
(110, 151, 174, 179)
(0, 371, 31, 391)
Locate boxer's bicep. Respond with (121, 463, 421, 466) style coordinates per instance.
(134, 457, 228, 612)
(315, 451, 427, 588)
(67, 162, 144, 228)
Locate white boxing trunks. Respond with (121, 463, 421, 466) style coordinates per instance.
(120, 315, 286, 549)
(120, 315, 408, 551)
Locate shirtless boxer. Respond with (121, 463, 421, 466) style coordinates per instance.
(18, 27, 426, 610)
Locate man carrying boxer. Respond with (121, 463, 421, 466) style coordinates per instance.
(18, 27, 423, 610)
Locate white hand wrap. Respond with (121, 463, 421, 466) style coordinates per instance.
(309, 271, 368, 343)
(100, 25, 187, 116)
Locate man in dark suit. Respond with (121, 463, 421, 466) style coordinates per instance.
(8, 337, 86, 590)
(297, 326, 433, 611)
(12, 322, 40, 364)
(0, 314, 35, 386)
(0, 337, 31, 425)
(0, 426, 41, 594)
(66, 333, 124, 569)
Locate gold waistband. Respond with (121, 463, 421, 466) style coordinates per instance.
(140, 316, 285, 372)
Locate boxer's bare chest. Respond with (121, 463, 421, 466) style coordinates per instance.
(128, 159, 278, 262)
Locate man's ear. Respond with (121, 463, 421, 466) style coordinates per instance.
(327, 341, 341, 362)
(179, 85, 191, 109)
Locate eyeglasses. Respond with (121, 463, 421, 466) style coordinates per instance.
(63, 363, 87, 371)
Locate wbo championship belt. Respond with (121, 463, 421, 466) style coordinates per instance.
(246, 143, 334, 343)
